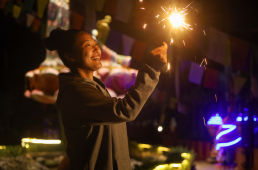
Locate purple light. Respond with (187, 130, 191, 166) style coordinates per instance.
(207, 114, 223, 125)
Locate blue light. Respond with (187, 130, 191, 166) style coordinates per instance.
(216, 124, 236, 140)
(236, 117, 242, 122)
(207, 114, 223, 125)
(244, 116, 248, 121)
(236, 115, 258, 122)
(216, 137, 242, 150)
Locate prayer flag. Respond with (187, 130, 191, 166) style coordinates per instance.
(132, 40, 147, 62)
(207, 27, 229, 64)
(13, 5, 21, 18)
(233, 76, 246, 95)
(122, 35, 134, 56)
(105, 30, 122, 52)
(217, 72, 229, 92)
(230, 36, 250, 71)
(203, 67, 219, 90)
(24, 0, 35, 12)
(37, 0, 48, 18)
(94, 0, 105, 11)
(72, 12, 84, 30)
(0, 0, 7, 9)
(223, 40, 231, 66)
(103, 0, 117, 16)
(26, 13, 35, 27)
(32, 18, 41, 32)
(180, 60, 190, 72)
(188, 62, 205, 85)
(115, 0, 133, 23)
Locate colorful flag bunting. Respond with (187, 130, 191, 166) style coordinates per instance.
(188, 62, 205, 85)
(13, 5, 21, 18)
(94, 0, 105, 11)
(26, 13, 35, 27)
(72, 12, 84, 30)
(115, 0, 133, 23)
(230, 37, 250, 71)
(203, 67, 219, 90)
(132, 40, 147, 62)
(105, 30, 122, 52)
(37, 0, 48, 18)
(207, 27, 229, 64)
(122, 35, 134, 56)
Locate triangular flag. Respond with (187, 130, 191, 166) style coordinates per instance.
(233, 76, 246, 95)
(188, 62, 205, 85)
(115, 0, 133, 23)
(37, 0, 48, 18)
(72, 12, 84, 30)
(32, 18, 41, 32)
(13, 5, 21, 18)
(0, 0, 7, 9)
(122, 35, 134, 56)
(203, 67, 219, 90)
(131, 40, 147, 62)
(24, 0, 35, 11)
(94, 0, 105, 11)
(26, 13, 35, 27)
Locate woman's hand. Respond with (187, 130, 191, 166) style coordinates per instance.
(150, 42, 168, 64)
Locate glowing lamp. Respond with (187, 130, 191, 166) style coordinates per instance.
(207, 114, 222, 138)
(158, 126, 163, 132)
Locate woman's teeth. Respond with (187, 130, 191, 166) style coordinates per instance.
(92, 57, 100, 60)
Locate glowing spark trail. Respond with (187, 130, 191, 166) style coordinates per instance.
(203, 30, 206, 35)
(203, 117, 206, 126)
(215, 94, 217, 102)
(143, 24, 147, 29)
(141, 7, 145, 10)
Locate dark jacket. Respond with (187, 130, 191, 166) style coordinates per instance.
(56, 54, 166, 170)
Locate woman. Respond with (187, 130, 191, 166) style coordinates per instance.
(44, 28, 168, 170)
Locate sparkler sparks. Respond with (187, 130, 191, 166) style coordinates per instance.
(203, 30, 206, 35)
(166, 63, 171, 72)
(140, 7, 145, 10)
(215, 94, 217, 102)
(143, 24, 147, 29)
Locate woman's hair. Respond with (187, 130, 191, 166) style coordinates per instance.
(44, 28, 82, 69)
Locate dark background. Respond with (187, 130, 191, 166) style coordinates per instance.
(1, 0, 258, 145)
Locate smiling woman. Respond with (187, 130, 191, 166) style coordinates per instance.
(44, 28, 168, 170)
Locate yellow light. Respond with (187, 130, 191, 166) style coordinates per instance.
(154, 163, 181, 170)
(169, 12, 184, 28)
(157, 146, 170, 152)
(21, 138, 61, 146)
(158, 126, 163, 132)
(0, 145, 6, 149)
(138, 143, 152, 149)
(25, 144, 29, 148)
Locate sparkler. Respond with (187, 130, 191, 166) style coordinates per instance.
(156, 2, 193, 72)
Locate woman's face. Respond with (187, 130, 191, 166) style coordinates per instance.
(73, 32, 102, 71)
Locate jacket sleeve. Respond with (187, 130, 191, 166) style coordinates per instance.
(60, 54, 166, 126)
